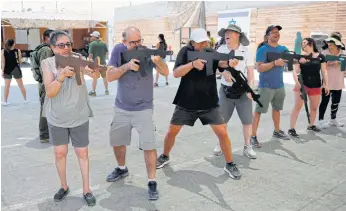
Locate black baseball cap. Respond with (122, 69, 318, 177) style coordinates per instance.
(265, 25, 282, 35)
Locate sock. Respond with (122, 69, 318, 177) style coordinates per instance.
(148, 178, 156, 183)
(118, 165, 126, 170)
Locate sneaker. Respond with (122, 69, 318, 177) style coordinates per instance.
(329, 119, 344, 127)
(243, 145, 256, 159)
(213, 144, 223, 156)
(106, 167, 129, 182)
(54, 187, 69, 202)
(88, 91, 96, 96)
(217, 76, 222, 80)
(307, 125, 321, 132)
(154, 83, 158, 87)
(273, 130, 290, 140)
(224, 162, 241, 180)
(148, 181, 159, 200)
(156, 154, 171, 169)
(316, 120, 328, 129)
(40, 138, 49, 143)
(24, 100, 29, 104)
(288, 128, 300, 138)
(83, 192, 96, 206)
(165, 82, 169, 86)
(105, 90, 109, 95)
(1, 101, 11, 106)
(250, 136, 262, 148)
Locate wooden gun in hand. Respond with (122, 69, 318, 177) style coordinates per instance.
(55, 53, 108, 85)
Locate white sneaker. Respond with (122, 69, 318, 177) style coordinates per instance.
(329, 119, 344, 127)
(1, 101, 11, 106)
(243, 145, 257, 159)
(24, 100, 29, 104)
(316, 120, 328, 129)
(213, 144, 223, 156)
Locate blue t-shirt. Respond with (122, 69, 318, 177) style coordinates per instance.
(108, 43, 154, 111)
(256, 43, 289, 89)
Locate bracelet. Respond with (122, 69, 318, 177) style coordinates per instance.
(192, 61, 195, 68)
(273, 60, 276, 66)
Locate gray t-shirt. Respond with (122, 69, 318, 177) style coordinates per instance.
(108, 44, 155, 111)
(41, 57, 93, 128)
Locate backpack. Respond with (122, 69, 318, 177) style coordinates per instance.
(30, 44, 51, 83)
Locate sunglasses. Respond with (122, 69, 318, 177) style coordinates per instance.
(54, 42, 73, 49)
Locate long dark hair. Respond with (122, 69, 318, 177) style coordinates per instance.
(5, 39, 15, 51)
(303, 38, 319, 53)
(159, 34, 166, 44)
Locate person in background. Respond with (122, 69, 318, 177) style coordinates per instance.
(288, 38, 329, 138)
(207, 31, 216, 49)
(88, 31, 109, 96)
(318, 32, 345, 128)
(1, 39, 27, 105)
(154, 33, 169, 86)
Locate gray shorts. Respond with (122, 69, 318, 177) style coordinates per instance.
(219, 87, 253, 125)
(109, 106, 156, 150)
(170, 106, 225, 126)
(48, 121, 89, 148)
(3, 66, 22, 79)
(255, 87, 286, 113)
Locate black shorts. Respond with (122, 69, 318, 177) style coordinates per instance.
(170, 106, 225, 126)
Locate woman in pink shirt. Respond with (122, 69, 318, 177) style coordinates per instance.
(318, 32, 345, 128)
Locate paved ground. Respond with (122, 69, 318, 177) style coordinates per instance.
(1, 63, 346, 211)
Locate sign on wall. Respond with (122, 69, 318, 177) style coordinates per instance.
(217, 9, 251, 38)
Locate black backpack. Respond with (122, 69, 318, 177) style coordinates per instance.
(30, 44, 52, 83)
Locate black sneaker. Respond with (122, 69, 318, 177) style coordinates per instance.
(83, 192, 96, 206)
(54, 187, 69, 202)
(288, 128, 300, 138)
(250, 136, 262, 148)
(224, 162, 241, 180)
(156, 154, 171, 169)
(307, 125, 321, 132)
(148, 181, 159, 200)
(273, 130, 290, 140)
(106, 167, 129, 182)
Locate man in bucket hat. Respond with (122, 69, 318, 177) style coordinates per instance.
(212, 24, 257, 159)
(251, 25, 291, 148)
(156, 28, 242, 180)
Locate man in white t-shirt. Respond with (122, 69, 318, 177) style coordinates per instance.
(213, 24, 257, 159)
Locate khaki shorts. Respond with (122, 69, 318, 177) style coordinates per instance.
(97, 70, 107, 78)
(255, 87, 286, 113)
(109, 106, 156, 150)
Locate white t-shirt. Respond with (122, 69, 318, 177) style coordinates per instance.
(216, 44, 254, 86)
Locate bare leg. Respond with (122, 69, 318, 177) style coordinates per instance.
(309, 95, 321, 127)
(272, 110, 281, 132)
(210, 124, 233, 162)
(15, 78, 27, 100)
(92, 78, 97, 92)
(163, 124, 183, 156)
(3, 79, 12, 102)
(103, 78, 108, 91)
(144, 149, 157, 179)
(243, 124, 252, 145)
(252, 112, 261, 136)
(113, 146, 126, 166)
(155, 73, 160, 85)
(74, 147, 91, 194)
(290, 91, 303, 129)
(54, 145, 69, 190)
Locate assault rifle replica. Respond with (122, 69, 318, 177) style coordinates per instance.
(267, 51, 322, 124)
(55, 53, 107, 85)
(325, 54, 346, 72)
(187, 48, 243, 76)
(121, 47, 173, 77)
(187, 49, 263, 107)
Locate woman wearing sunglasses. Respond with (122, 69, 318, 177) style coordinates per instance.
(41, 30, 99, 206)
(288, 38, 329, 138)
(318, 32, 346, 128)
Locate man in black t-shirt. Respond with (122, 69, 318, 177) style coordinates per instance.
(156, 28, 241, 180)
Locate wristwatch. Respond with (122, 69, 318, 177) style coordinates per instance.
(56, 77, 64, 83)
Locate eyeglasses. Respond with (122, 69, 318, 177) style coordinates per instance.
(54, 42, 73, 49)
(128, 39, 144, 46)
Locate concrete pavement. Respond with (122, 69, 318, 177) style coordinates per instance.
(1, 63, 346, 211)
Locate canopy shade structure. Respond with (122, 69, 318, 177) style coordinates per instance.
(1, 10, 106, 29)
(167, 1, 206, 32)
